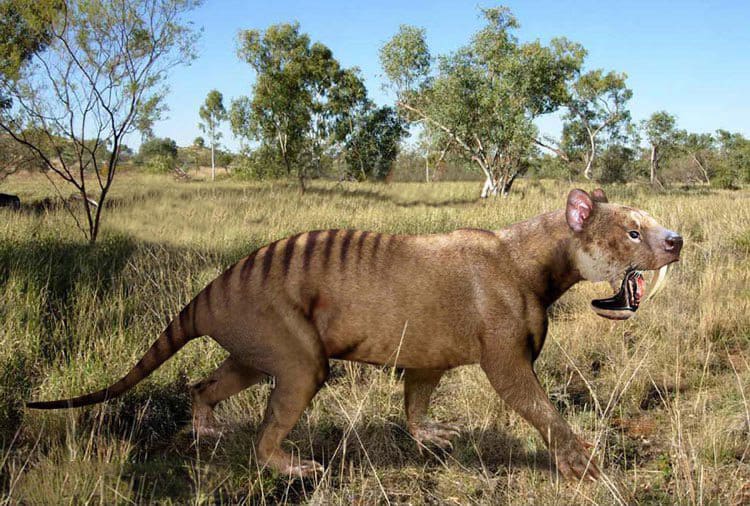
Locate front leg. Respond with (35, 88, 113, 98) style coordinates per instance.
(404, 368, 459, 451)
(481, 348, 601, 481)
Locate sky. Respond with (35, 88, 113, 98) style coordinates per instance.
(147, 0, 750, 151)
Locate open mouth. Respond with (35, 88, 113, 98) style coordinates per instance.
(591, 265, 669, 320)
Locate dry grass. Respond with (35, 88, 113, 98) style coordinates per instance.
(0, 172, 748, 504)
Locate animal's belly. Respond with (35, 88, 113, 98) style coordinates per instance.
(320, 316, 480, 369)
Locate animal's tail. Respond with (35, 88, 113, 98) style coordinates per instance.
(27, 296, 203, 410)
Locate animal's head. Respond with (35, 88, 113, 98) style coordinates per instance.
(565, 188, 683, 320)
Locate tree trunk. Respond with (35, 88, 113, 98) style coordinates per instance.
(583, 132, 596, 180)
(650, 145, 658, 185)
(692, 154, 710, 184)
(501, 172, 518, 197)
(298, 171, 306, 195)
(211, 143, 215, 182)
(424, 155, 430, 182)
(480, 175, 499, 198)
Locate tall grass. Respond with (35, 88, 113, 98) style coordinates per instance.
(1, 173, 748, 504)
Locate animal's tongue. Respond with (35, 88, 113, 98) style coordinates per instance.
(591, 270, 644, 320)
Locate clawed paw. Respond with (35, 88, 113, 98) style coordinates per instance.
(411, 422, 461, 452)
(192, 425, 222, 438)
(281, 459, 324, 478)
(554, 438, 601, 482)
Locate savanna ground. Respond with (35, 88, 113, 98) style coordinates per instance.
(0, 172, 748, 505)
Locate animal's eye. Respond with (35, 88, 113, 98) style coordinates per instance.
(628, 230, 641, 240)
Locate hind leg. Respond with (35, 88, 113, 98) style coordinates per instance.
(255, 362, 328, 477)
(190, 357, 267, 436)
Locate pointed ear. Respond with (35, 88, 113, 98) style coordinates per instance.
(591, 188, 608, 203)
(566, 189, 594, 233)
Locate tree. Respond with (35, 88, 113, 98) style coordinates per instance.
(0, 0, 59, 179)
(643, 111, 677, 186)
(714, 130, 750, 188)
(675, 131, 714, 184)
(380, 7, 585, 197)
(341, 105, 406, 181)
(193, 136, 205, 148)
(198, 89, 226, 181)
(0, 0, 200, 242)
(0, 0, 59, 109)
(138, 137, 178, 160)
(563, 70, 632, 179)
(232, 22, 368, 192)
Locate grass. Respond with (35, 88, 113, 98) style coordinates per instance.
(0, 172, 748, 504)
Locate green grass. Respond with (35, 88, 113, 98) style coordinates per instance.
(1, 172, 748, 504)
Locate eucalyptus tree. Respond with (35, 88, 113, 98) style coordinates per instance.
(643, 111, 677, 186)
(0, 0, 200, 242)
(380, 7, 585, 197)
(714, 130, 750, 187)
(199, 89, 227, 181)
(231, 23, 367, 192)
(563, 70, 632, 179)
(676, 131, 714, 184)
(339, 104, 406, 181)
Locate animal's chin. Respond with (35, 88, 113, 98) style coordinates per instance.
(590, 263, 672, 320)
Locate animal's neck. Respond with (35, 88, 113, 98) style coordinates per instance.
(498, 210, 583, 308)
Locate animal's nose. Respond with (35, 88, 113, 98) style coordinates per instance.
(664, 233, 683, 254)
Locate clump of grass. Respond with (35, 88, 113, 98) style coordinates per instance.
(0, 174, 748, 504)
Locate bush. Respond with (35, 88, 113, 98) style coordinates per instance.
(598, 145, 636, 184)
(229, 147, 286, 180)
(144, 154, 176, 174)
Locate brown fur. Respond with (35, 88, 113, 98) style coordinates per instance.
(28, 188, 682, 480)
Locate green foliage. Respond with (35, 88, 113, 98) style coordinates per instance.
(562, 69, 632, 178)
(0, 0, 60, 108)
(598, 144, 636, 183)
(232, 22, 367, 188)
(380, 6, 585, 195)
(379, 25, 431, 92)
(144, 154, 176, 173)
(229, 145, 287, 180)
(138, 137, 178, 161)
(343, 106, 406, 181)
(714, 130, 750, 188)
(193, 136, 205, 148)
(644, 111, 678, 149)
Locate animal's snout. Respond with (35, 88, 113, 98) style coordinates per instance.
(664, 232, 683, 255)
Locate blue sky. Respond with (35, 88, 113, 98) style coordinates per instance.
(148, 0, 750, 151)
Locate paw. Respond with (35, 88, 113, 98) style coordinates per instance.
(553, 438, 601, 482)
(192, 425, 222, 438)
(410, 422, 461, 452)
(280, 459, 324, 478)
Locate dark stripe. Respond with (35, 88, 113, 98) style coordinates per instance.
(178, 308, 188, 334)
(240, 251, 257, 282)
(371, 233, 382, 261)
(305, 294, 319, 321)
(383, 235, 394, 259)
(303, 231, 321, 272)
(163, 326, 176, 353)
(356, 231, 369, 263)
(323, 230, 338, 268)
(282, 234, 301, 277)
(460, 227, 496, 237)
(262, 241, 278, 284)
(339, 230, 356, 268)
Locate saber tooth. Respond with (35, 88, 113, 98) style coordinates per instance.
(644, 264, 669, 302)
